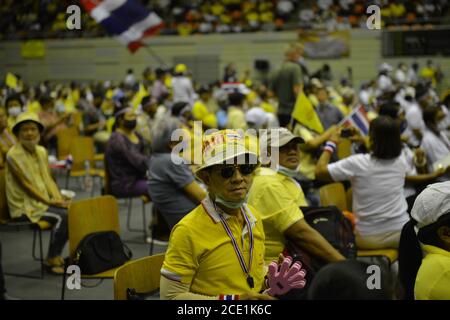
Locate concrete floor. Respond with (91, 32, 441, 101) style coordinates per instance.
(0, 173, 167, 300)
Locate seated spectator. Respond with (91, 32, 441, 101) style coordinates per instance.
(248, 128, 345, 265)
(161, 130, 303, 300)
(421, 106, 450, 174)
(38, 95, 70, 151)
(307, 260, 393, 300)
(5, 94, 24, 130)
(410, 182, 450, 300)
(0, 106, 16, 168)
(105, 107, 150, 199)
(315, 116, 411, 249)
(226, 92, 248, 130)
(79, 91, 109, 151)
(5, 113, 70, 274)
(148, 117, 206, 230)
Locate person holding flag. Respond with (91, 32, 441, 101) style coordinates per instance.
(290, 89, 340, 205)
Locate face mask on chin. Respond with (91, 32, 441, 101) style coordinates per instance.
(276, 164, 299, 178)
(215, 194, 248, 209)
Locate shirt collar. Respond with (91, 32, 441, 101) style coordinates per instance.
(201, 193, 257, 227)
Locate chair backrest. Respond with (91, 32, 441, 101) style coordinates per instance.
(70, 111, 83, 131)
(114, 253, 165, 300)
(68, 195, 120, 259)
(56, 126, 79, 160)
(0, 169, 10, 223)
(319, 182, 348, 212)
(69, 136, 95, 171)
(337, 138, 352, 160)
(346, 187, 353, 212)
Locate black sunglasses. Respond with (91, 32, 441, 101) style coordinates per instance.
(215, 164, 258, 179)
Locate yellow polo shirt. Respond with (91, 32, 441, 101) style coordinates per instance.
(161, 196, 266, 296)
(415, 244, 450, 300)
(248, 167, 307, 263)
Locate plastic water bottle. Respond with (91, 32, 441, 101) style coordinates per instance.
(84, 160, 93, 192)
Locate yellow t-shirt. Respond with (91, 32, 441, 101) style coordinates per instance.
(161, 196, 266, 296)
(293, 124, 318, 180)
(227, 107, 248, 130)
(248, 168, 307, 263)
(414, 244, 450, 300)
(192, 100, 209, 121)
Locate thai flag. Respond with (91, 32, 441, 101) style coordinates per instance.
(341, 105, 370, 136)
(81, 0, 164, 53)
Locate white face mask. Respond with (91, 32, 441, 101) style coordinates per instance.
(8, 106, 22, 117)
(21, 136, 40, 151)
(276, 164, 299, 178)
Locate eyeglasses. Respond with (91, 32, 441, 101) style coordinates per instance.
(216, 164, 258, 179)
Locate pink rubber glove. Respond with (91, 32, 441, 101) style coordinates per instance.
(265, 256, 307, 297)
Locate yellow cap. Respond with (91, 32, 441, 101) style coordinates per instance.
(175, 64, 187, 74)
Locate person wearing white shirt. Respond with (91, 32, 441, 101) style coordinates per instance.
(421, 106, 450, 173)
(171, 64, 196, 106)
(315, 116, 410, 249)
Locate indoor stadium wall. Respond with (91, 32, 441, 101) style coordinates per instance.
(0, 29, 449, 88)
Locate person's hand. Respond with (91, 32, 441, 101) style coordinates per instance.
(240, 292, 276, 300)
(413, 148, 427, 168)
(433, 165, 450, 178)
(329, 129, 341, 144)
(265, 256, 307, 297)
(50, 199, 70, 208)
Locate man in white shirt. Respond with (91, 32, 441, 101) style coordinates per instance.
(171, 64, 196, 106)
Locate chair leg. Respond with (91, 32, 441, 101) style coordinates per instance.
(126, 198, 133, 231)
(32, 229, 38, 261)
(149, 224, 155, 255)
(65, 170, 70, 189)
(61, 260, 68, 300)
(38, 229, 45, 279)
(142, 201, 148, 241)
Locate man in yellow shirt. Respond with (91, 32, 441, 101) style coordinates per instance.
(248, 128, 345, 264)
(161, 130, 305, 300)
(410, 182, 450, 300)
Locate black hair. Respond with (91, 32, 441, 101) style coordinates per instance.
(141, 95, 151, 107)
(155, 68, 165, 78)
(5, 94, 23, 108)
(369, 116, 402, 160)
(422, 106, 439, 128)
(39, 95, 53, 106)
(307, 260, 392, 300)
(378, 102, 400, 119)
(228, 92, 245, 106)
(398, 213, 450, 299)
(171, 102, 189, 117)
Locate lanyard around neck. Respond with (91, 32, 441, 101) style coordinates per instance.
(216, 205, 255, 289)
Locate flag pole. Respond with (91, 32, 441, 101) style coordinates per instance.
(142, 44, 168, 69)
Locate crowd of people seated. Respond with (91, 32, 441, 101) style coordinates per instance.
(1, 39, 449, 299)
(1, 0, 449, 40)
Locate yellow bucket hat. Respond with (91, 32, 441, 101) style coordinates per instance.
(12, 112, 44, 135)
(195, 129, 258, 176)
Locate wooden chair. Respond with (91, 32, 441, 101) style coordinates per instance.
(357, 249, 398, 265)
(113, 253, 165, 300)
(0, 169, 53, 279)
(103, 158, 150, 242)
(56, 126, 79, 161)
(65, 136, 104, 195)
(319, 182, 348, 212)
(61, 195, 130, 299)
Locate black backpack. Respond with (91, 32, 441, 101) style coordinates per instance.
(301, 206, 356, 260)
(74, 231, 132, 275)
(282, 206, 356, 299)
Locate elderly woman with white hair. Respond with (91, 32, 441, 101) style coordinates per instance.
(148, 116, 206, 230)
